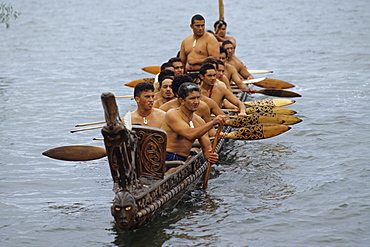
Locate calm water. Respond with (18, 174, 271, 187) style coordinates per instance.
(1, 0, 369, 246)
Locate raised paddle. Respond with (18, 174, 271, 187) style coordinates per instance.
(42, 145, 107, 161)
(125, 78, 155, 88)
(244, 77, 295, 89)
(203, 124, 223, 189)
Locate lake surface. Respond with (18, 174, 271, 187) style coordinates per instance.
(1, 0, 369, 246)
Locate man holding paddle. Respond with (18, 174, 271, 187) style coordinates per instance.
(161, 83, 226, 165)
(180, 14, 220, 73)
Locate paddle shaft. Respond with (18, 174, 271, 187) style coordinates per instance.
(203, 125, 223, 189)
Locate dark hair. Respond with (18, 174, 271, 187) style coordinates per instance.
(222, 40, 233, 47)
(168, 57, 182, 64)
(160, 62, 174, 71)
(202, 57, 219, 70)
(172, 75, 193, 96)
(216, 59, 225, 66)
(191, 14, 204, 24)
(158, 69, 175, 83)
(159, 76, 173, 88)
(178, 82, 200, 100)
(199, 63, 216, 76)
(134, 82, 154, 97)
(214, 19, 227, 29)
(219, 46, 228, 58)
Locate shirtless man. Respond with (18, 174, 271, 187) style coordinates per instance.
(128, 82, 166, 129)
(168, 57, 185, 76)
(222, 40, 253, 80)
(212, 19, 236, 48)
(161, 82, 226, 163)
(153, 76, 175, 108)
(180, 14, 220, 73)
(199, 64, 247, 116)
(219, 46, 256, 93)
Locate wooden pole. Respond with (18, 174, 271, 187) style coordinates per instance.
(218, 0, 225, 20)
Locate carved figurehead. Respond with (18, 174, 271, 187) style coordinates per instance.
(111, 191, 138, 229)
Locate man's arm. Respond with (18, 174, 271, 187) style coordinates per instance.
(179, 41, 187, 72)
(222, 88, 247, 115)
(165, 110, 225, 141)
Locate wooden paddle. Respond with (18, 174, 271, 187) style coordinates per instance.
(125, 78, 155, 88)
(76, 120, 105, 127)
(229, 113, 302, 125)
(244, 77, 294, 89)
(141, 66, 272, 76)
(225, 115, 284, 127)
(42, 145, 107, 161)
(203, 125, 223, 189)
(244, 99, 295, 107)
(233, 88, 301, 98)
(225, 106, 297, 115)
(208, 124, 290, 140)
(71, 125, 104, 133)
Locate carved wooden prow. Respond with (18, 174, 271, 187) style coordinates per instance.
(101, 92, 138, 191)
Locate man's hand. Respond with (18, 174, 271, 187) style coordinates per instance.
(207, 151, 219, 164)
(212, 114, 227, 126)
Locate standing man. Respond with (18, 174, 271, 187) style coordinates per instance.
(161, 83, 226, 163)
(180, 14, 220, 73)
(128, 82, 166, 128)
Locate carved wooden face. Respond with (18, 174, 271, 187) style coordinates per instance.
(111, 191, 137, 229)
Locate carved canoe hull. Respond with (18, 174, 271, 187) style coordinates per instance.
(101, 91, 247, 230)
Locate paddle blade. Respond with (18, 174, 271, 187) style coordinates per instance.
(245, 106, 297, 115)
(225, 124, 290, 140)
(251, 113, 302, 125)
(244, 99, 295, 107)
(125, 78, 155, 88)
(247, 70, 273, 74)
(256, 89, 302, 98)
(225, 115, 284, 127)
(253, 78, 295, 89)
(142, 66, 160, 75)
(42, 145, 106, 161)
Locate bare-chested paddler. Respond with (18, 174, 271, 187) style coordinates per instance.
(127, 82, 166, 128)
(161, 83, 226, 164)
(199, 64, 247, 116)
(180, 14, 220, 73)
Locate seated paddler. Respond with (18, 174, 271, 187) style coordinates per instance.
(161, 82, 226, 169)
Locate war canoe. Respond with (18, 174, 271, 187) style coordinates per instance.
(101, 90, 252, 230)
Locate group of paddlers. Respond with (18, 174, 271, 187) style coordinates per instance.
(127, 14, 257, 171)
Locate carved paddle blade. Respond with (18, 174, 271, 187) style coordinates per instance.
(245, 106, 297, 115)
(225, 124, 291, 140)
(253, 113, 302, 125)
(125, 78, 155, 88)
(42, 145, 106, 161)
(244, 99, 295, 107)
(225, 115, 284, 127)
(142, 66, 161, 74)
